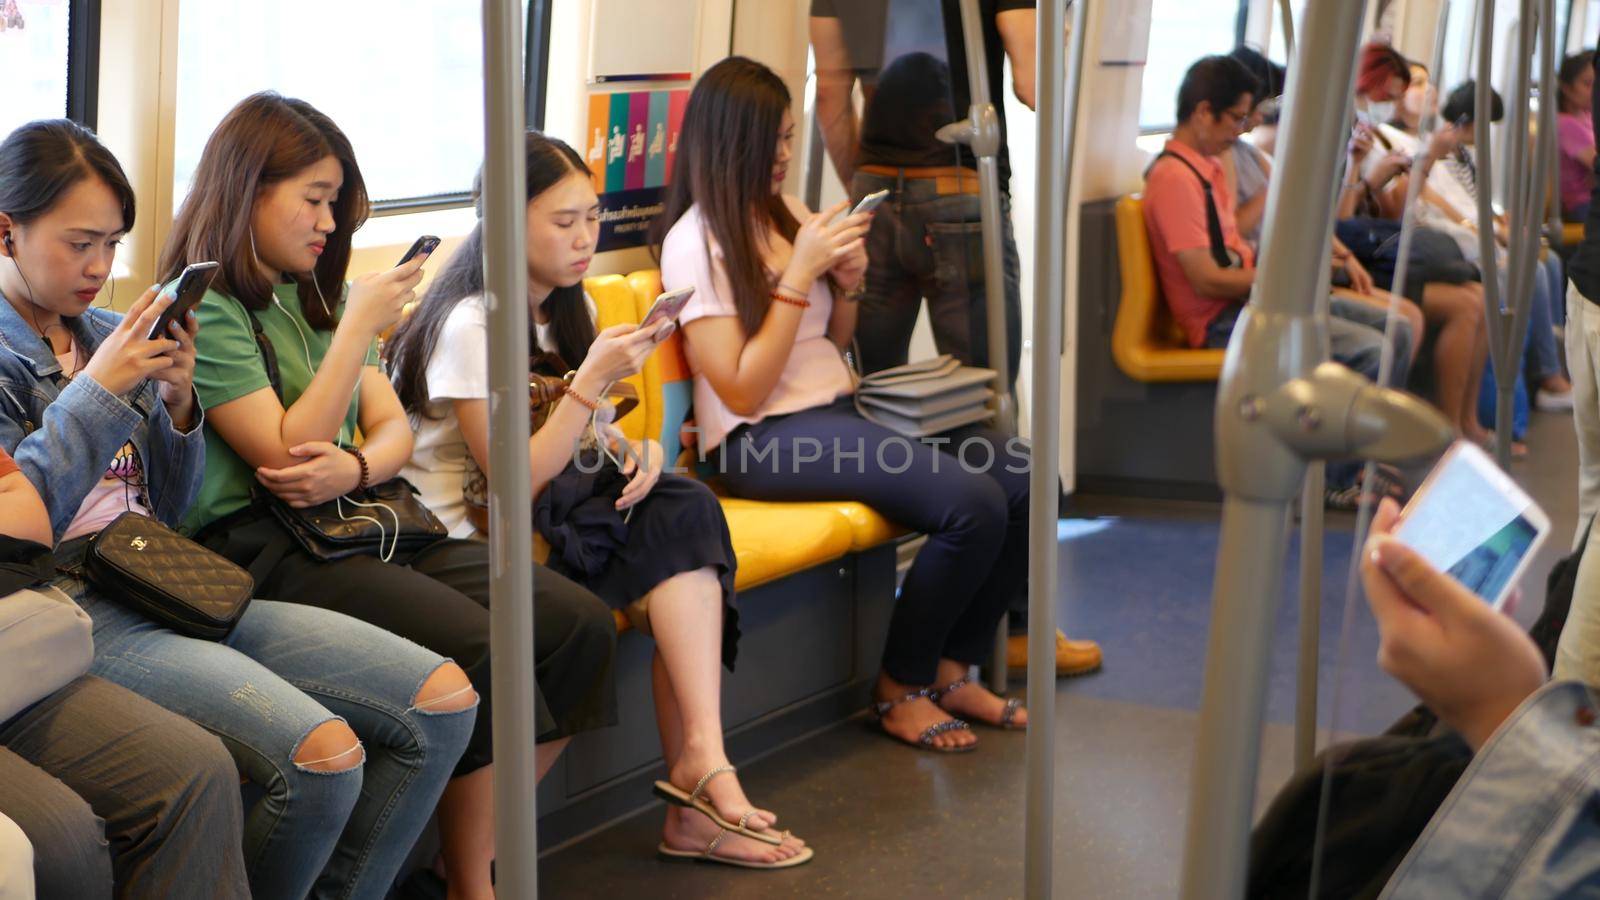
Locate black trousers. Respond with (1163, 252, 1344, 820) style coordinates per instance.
(202, 517, 618, 770)
(715, 399, 1029, 685)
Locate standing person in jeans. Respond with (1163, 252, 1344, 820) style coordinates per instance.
(0, 442, 248, 899)
(0, 118, 477, 900)
(810, 0, 1101, 678)
(658, 56, 1029, 753)
(169, 93, 617, 900)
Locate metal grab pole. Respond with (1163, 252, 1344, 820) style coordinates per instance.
(1276, 0, 1296, 59)
(1023, 0, 1083, 896)
(1475, 0, 1512, 468)
(1180, 2, 1369, 896)
(953, 0, 1016, 434)
(1496, 0, 1539, 468)
(481, 0, 539, 897)
(950, 0, 1016, 695)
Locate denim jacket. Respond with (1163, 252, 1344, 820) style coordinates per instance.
(0, 292, 204, 542)
(1382, 680, 1600, 898)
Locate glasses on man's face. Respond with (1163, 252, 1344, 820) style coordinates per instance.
(1220, 106, 1253, 131)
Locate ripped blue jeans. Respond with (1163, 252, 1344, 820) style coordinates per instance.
(52, 538, 476, 900)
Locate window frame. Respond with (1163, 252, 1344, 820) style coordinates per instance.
(66, 0, 102, 128)
(357, 0, 554, 218)
(1137, 0, 1254, 136)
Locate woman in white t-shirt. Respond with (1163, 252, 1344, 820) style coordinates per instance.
(387, 132, 809, 869)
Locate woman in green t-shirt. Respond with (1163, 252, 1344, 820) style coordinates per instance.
(166, 92, 618, 900)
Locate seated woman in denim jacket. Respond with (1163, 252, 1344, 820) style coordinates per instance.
(0, 119, 478, 900)
(1361, 498, 1596, 897)
(0, 442, 248, 899)
(387, 131, 809, 869)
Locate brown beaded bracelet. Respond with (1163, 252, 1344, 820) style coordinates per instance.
(346, 446, 371, 491)
(770, 290, 810, 309)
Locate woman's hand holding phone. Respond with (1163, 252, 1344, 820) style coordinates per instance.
(1361, 497, 1547, 750)
(81, 285, 185, 397)
(573, 323, 660, 398)
(255, 441, 363, 507)
(344, 256, 426, 338)
(788, 200, 871, 287)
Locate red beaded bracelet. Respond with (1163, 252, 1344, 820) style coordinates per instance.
(562, 382, 601, 412)
(770, 290, 810, 309)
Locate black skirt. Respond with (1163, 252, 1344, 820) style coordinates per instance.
(539, 469, 741, 670)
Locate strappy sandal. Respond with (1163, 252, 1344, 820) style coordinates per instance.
(870, 687, 975, 752)
(932, 678, 1024, 730)
(652, 765, 784, 846)
(658, 827, 815, 869)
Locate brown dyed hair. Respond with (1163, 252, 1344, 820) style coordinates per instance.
(159, 92, 368, 330)
(651, 57, 800, 338)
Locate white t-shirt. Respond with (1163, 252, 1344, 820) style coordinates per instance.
(400, 293, 597, 539)
(1367, 124, 1487, 263)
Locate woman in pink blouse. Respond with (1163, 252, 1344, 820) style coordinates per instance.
(656, 57, 1031, 754)
(1559, 50, 1596, 223)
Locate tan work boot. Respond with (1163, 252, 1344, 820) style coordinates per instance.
(1007, 629, 1102, 677)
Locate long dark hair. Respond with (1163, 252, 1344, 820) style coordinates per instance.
(1559, 51, 1595, 114)
(650, 56, 799, 338)
(0, 120, 135, 234)
(159, 92, 368, 331)
(388, 131, 595, 419)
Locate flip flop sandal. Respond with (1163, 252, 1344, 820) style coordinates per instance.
(870, 687, 976, 752)
(652, 765, 784, 846)
(932, 678, 1025, 730)
(657, 828, 815, 869)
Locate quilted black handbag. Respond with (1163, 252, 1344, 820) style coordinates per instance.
(85, 512, 254, 640)
(243, 305, 447, 562)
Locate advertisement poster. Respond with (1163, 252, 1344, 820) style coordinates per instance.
(584, 88, 688, 252)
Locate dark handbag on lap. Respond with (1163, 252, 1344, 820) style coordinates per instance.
(243, 307, 447, 562)
(85, 512, 253, 640)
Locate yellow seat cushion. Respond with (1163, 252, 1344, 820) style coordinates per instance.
(1111, 195, 1226, 382)
(1564, 221, 1585, 248)
(717, 498, 854, 591)
(782, 501, 907, 551)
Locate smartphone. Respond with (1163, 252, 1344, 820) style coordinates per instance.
(147, 261, 220, 340)
(850, 189, 890, 217)
(639, 286, 695, 334)
(396, 235, 441, 267)
(1391, 441, 1550, 609)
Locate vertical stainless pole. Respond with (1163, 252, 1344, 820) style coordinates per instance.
(1024, 0, 1081, 896)
(1496, 0, 1538, 466)
(1179, 1, 1369, 896)
(481, 1, 538, 897)
(954, 0, 1016, 695)
(1277, 0, 1297, 59)
(1476, 0, 1511, 468)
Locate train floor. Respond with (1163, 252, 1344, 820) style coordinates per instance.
(537, 410, 1580, 898)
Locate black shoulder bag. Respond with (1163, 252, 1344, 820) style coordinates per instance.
(244, 306, 446, 562)
(1153, 150, 1237, 270)
(85, 512, 254, 639)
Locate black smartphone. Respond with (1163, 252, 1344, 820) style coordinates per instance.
(147, 261, 220, 340)
(397, 235, 441, 267)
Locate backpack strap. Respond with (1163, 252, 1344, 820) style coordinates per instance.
(242, 305, 285, 401)
(1153, 150, 1235, 270)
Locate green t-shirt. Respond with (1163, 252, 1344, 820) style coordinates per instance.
(183, 283, 378, 531)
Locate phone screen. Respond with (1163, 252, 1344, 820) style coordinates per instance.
(641, 287, 694, 329)
(1393, 444, 1547, 606)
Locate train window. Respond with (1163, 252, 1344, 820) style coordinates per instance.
(1139, 0, 1250, 132)
(1, 0, 77, 135)
(171, 0, 531, 213)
